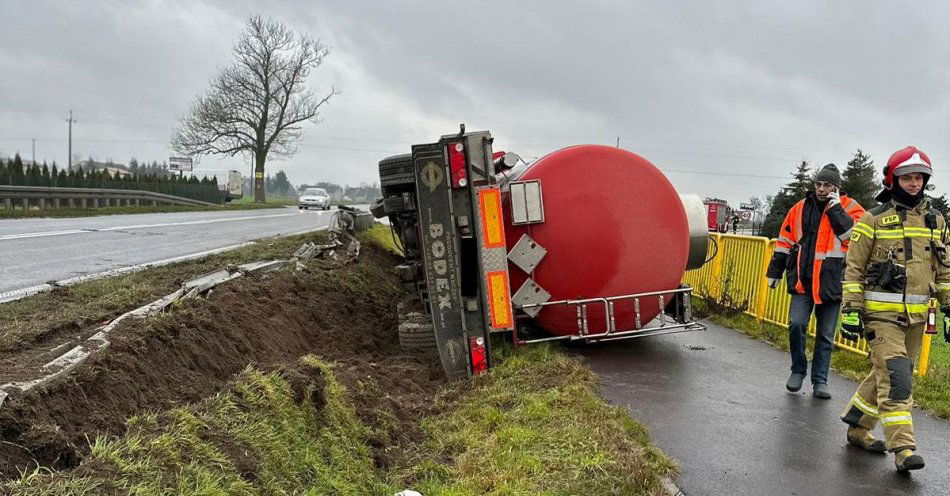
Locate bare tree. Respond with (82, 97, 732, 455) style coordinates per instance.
(172, 16, 337, 202)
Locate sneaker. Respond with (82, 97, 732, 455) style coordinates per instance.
(786, 372, 806, 392)
(895, 449, 925, 472)
(846, 426, 886, 453)
(813, 383, 831, 400)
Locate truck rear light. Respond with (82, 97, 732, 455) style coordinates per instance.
(469, 336, 488, 374)
(486, 270, 513, 329)
(478, 188, 505, 248)
(448, 142, 468, 188)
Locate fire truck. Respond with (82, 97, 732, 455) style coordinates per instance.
(371, 126, 710, 380)
(703, 198, 732, 232)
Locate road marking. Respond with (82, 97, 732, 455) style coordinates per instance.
(0, 225, 329, 304)
(0, 212, 300, 241)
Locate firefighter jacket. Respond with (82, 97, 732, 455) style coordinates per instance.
(766, 194, 865, 304)
(842, 198, 950, 324)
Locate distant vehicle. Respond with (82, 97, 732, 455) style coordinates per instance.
(703, 198, 731, 232)
(299, 188, 330, 210)
(225, 170, 243, 201)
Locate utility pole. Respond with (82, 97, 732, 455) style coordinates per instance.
(616, 136, 620, 148)
(66, 110, 76, 170)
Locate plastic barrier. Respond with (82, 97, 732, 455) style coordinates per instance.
(683, 233, 933, 376)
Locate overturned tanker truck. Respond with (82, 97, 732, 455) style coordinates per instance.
(370, 126, 712, 380)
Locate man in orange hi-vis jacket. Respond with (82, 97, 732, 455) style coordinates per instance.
(765, 164, 866, 399)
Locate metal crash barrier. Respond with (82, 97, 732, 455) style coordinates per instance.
(682, 233, 935, 376)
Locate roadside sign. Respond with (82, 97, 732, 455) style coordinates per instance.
(739, 202, 755, 210)
(169, 156, 193, 171)
(740, 210, 752, 220)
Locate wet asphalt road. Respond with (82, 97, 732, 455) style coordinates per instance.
(581, 321, 950, 496)
(0, 207, 340, 296)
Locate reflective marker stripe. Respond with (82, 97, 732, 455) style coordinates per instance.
(864, 292, 930, 304)
(777, 235, 795, 246)
(874, 228, 940, 240)
(843, 282, 863, 293)
(937, 283, 950, 291)
(817, 250, 847, 259)
(774, 246, 791, 254)
(850, 394, 879, 417)
(854, 223, 874, 237)
(838, 228, 853, 241)
(881, 411, 913, 426)
(865, 301, 930, 313)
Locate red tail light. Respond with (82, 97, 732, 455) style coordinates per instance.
(469, 336, 488, 374)
(448, 142, 468, 188)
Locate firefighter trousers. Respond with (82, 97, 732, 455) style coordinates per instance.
(841, 320, 924, 452)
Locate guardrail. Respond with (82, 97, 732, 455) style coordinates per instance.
(0, 185, 217, 210)
(682, 232, 935, 376)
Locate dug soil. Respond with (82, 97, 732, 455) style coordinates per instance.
(0, 239, 444, 478)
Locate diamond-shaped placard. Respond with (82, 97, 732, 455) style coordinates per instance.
(507, 234, 547, 273)
(511, 278, 551, 318)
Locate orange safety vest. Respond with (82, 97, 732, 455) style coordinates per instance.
(774, 195, 865, 304)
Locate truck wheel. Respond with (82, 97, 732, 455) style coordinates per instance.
(399, 319, 437, 349)
(397, 299, 436, 349)
(379, 154, 416, 194)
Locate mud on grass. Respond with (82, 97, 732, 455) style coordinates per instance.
(0, 238, 444, 479)
(7, 345, 677, 495)
(7, 357, 399, 495)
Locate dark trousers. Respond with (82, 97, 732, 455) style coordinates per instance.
(788, 292, 839, 385)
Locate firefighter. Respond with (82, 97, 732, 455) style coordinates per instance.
(839, 146, 948, 472)
(766, 164, 865, 398)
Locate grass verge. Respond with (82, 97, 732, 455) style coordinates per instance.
(391, 343, 677, 495)
(7, 347, 675, 495)
(0, 202, 286, 219)
(7, 356, 390, 495)
(693, 297, 950, 418)
(0, 228, 327, 352)
(4, 224, 675, 494)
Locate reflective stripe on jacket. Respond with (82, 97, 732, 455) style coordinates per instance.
(766, 194, 865, 304)
(842, 198, 950, 323)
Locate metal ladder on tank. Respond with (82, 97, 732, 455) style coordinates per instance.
(515, 286, 706, 345)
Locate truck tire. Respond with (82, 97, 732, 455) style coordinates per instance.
(398, 319, 437, 349)
(397, 299, 436, 349)
(379, 154, 416, 193)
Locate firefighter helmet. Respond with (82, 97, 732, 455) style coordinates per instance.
(883, 146, 932, 188)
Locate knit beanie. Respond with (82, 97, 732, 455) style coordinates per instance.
(815, 163, 841, 188)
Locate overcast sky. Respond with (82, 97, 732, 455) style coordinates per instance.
(2, 0, 949, 205)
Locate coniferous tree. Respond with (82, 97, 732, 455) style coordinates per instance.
(930, 194, 950, 219)
(12, 154, 24, 185)
(841, 149, 878, 210)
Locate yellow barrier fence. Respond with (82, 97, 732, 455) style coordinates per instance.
(683, 233, 933, 376)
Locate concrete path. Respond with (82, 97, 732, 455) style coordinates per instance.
(580, 321, 950, 496)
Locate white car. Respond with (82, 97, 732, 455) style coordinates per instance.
(299, 188, 331, 210)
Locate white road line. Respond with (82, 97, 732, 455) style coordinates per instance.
(0, 225, 329, 304)
(0, 212, 300, 241)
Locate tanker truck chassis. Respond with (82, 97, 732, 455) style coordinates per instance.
(372, 126, 707, 379)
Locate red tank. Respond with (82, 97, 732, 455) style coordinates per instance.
(502, 145, 691, 336)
